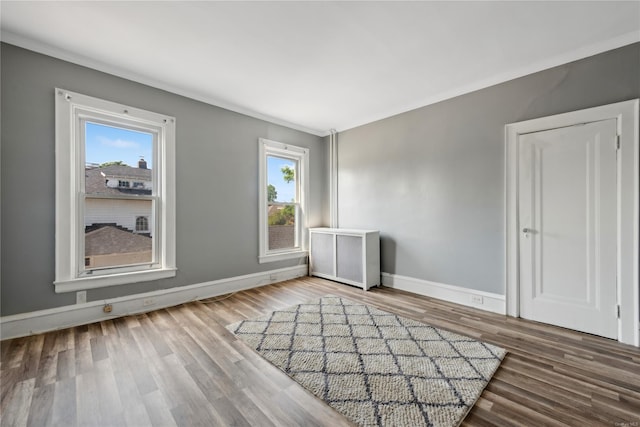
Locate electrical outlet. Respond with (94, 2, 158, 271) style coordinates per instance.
(143, 298, 155, 307)
(76, 291, 87, 304)
(471, 295, 484, 305)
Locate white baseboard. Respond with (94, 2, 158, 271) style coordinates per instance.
(381, 272, 506, 315)
(0, 265, 308, 340)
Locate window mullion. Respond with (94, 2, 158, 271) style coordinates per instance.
(84, 194, 157, 201)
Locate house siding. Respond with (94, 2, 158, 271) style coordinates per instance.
(85, 198, 153, 234)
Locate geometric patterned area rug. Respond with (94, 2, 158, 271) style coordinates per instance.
(227, 295, 506, 427)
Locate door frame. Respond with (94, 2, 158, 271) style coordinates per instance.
(505, 99, 639, 347)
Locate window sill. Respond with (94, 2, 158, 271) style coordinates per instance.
(54, 267, 177, 293)
(259, 250, 308, 264)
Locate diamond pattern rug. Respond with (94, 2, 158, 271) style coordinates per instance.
(227, 296, 505, 427)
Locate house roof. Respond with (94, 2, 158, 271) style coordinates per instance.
(97, 165, 152, 180)
(85, 165, 152, 196)
(85, 225, 152, 256)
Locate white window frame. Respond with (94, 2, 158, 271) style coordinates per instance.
(135, 216, 150, 233)
(258, 138, 309, 263)
(54, 88, 176, 293)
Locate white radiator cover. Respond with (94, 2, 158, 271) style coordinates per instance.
(309, 228, 380, 290)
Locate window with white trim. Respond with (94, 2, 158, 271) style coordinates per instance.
(135, 216, 149, 232)
(55, 88, 176, 292)
(258, 138, 309, 263)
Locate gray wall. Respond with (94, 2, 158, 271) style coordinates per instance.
(3, 42, 638, 315)
(1, 43, 328, 316)
(336, 43, 640, 295)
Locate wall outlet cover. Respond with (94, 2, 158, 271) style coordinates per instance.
(76, 291, 87, 304)
(471, 295, 484, 305)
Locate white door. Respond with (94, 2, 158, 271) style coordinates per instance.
(518, 119, 618, 339)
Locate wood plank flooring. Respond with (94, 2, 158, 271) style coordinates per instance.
(1, 276, 639, 426)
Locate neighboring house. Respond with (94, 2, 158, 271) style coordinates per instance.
(84, 159, 152, 236)
(84, 225, 152, 268)
(84, 159, 153, 268)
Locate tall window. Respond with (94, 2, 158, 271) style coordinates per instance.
(135, 216, 149, 232)
(55, 88, 176, 292)
(258, 138, 309, 263)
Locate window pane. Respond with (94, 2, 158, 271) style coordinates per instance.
(85, 122, 154, 195)
(268, 203, 297, 250)
(84, 199, 153, 269)
(84, 122, 154, 270)
(267, 155, 297, 203)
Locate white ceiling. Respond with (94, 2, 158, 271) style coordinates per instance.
(2, 1, 639, 136)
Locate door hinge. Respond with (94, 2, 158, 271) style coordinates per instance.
(616, 135, 621, 150)
(616, 304, 621, 319)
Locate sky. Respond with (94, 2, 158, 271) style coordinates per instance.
(85, 121, 153, 168)
(267, 155, 296, 203)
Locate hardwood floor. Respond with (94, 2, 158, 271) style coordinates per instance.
(1, 276, 639, 426)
